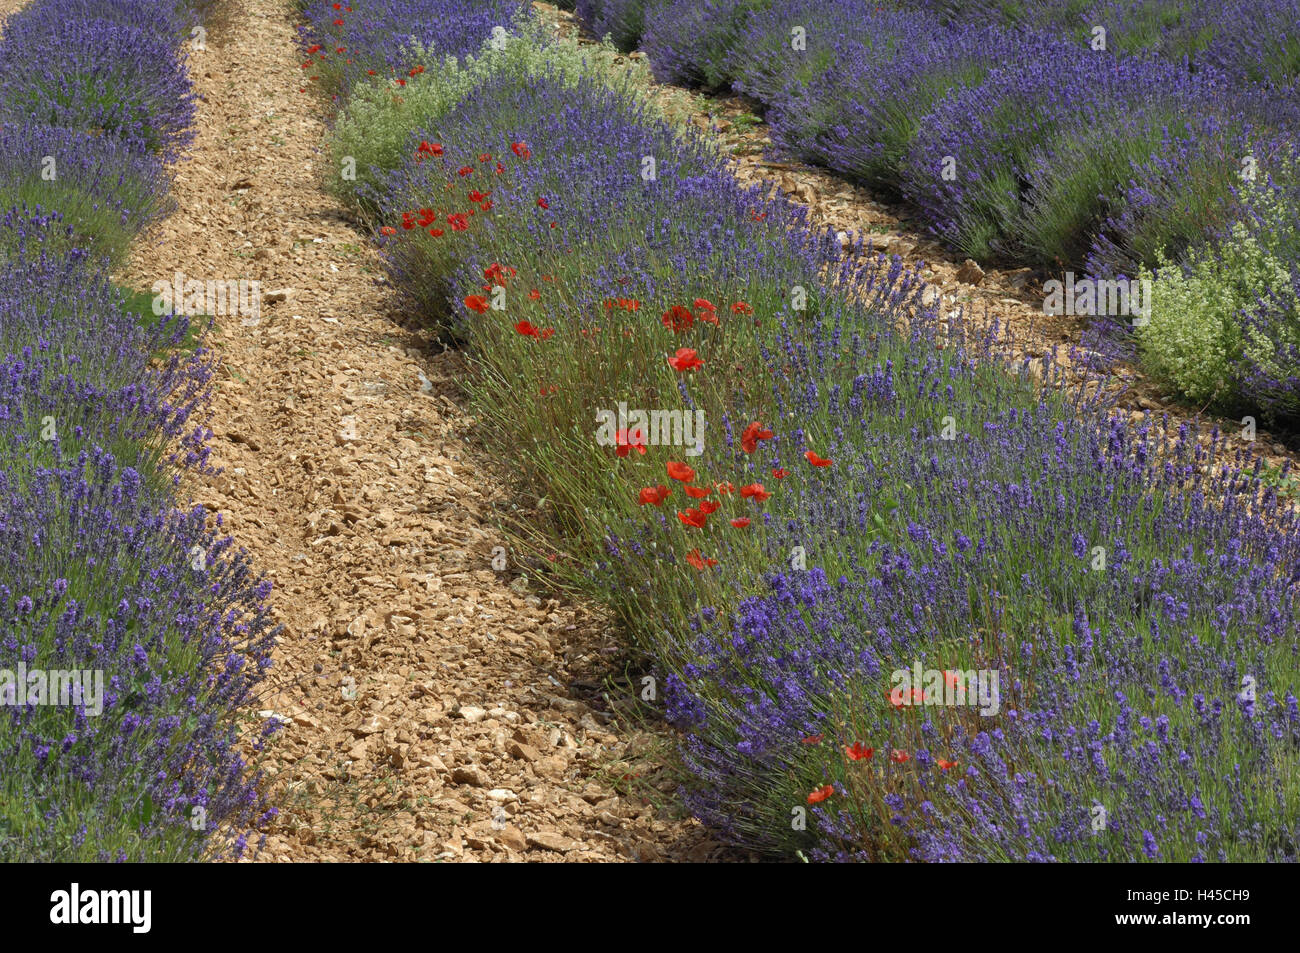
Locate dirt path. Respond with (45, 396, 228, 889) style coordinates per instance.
(117, 0, 723, 862)
(0, 0, 26, 31)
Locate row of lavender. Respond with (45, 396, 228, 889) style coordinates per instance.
(575, 0, 1300, 425)
(0, 0, 275, 860)
(306, 0, 1300, 860)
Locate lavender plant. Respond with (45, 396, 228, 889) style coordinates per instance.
(901, 48, 1228, 263)
(0, 0, 278, 860)
(575, 0, 658, 52)
(0, 122, 171, 269)
(298, 0, 528, 93)
(640, 0, 759, 89)
(0, 3, 197, 158)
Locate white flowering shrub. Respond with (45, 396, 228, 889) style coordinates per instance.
(1138, 157, 1300, 415)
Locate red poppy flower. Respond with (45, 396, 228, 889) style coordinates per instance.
(661, 305, 694, 333)
(417, 209, 436, 227)
(666, 461, 695, 482)
(616, 428, 647, 457)
(495, 163, 505, 174)
(667, 348, 704, 372)
(484, 263, 515, 286)
(302, 61, 314, 69)
(944, 670, 961, 689)
(528, 289, 541, 300)
(731, 301, 753, 314)
(937, 759, 958, 771)
(396, 78, 406, 86)
(537, 197, 549, 209)
(409, 65, 424, 76)
(638, 485, 671, 506)
(845, 742, 874, 761)
(677, 508, 708, 529)
(807, 785, 834, 805)
(539, 328, 555, 340)
(379, 225, 396, 236)
(683, 486, 712, 499)
(428, 228, 444, 237)
(801, 734, 824, 745)
(715, 482, 735, 494)
(511, 141, 531, 159)
(336, 47, 345, 54)
(890, 749, 910, 764)
(889, 687, 926, 708)
(447, 213, 469, 231)
(333, 18, 344, 26)
(307, 44, 322, 53)
(698, 500, 720, 515)
(463, 295, 489, 314)
(739, 482, 769, 502)
(685, 548, 718, 570)
(740, 421, 773, 454)
(514, 320, 541, 338)
(805, 450, 833, 467)
(479, 153, 491, 162)
(730, 518, 750, 528)
(366, 69, 376, 75)
(457, 166, 473, 176)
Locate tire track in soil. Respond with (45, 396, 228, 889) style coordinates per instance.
(118, 0, 727, 862)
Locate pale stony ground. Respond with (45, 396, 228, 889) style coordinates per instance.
(118, 0, 729, 862)
(0, 0, 25, 29)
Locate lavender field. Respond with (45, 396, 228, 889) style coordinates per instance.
(2, 0, 1298, 870)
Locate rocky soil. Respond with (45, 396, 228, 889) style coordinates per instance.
(0, 0, 26, 29)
